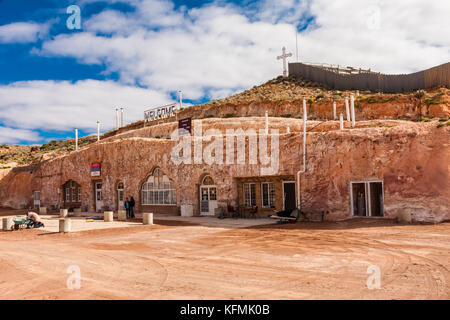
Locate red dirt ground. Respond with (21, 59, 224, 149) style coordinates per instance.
(0, 211, 448, 299)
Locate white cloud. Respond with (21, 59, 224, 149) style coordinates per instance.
(0, 80, 173, 132)
(301, 0, 450, 73)
(34, 0, 450, 99)
(0, 127, 41, 144)
(0, 22, 50, 44)
(38, 2, 295, 100)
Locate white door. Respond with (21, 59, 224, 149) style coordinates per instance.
(117, 182, 124, 210)
(33, 191, 40, 209)
(95, 182, 103, 212)
(200, 186, 218, 216)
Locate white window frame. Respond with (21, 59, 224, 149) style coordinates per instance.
(349, 179, 384, 217)
(261, 182, 275, 208)
(142, 169, 176, 205)
(243, 183, 256, 207)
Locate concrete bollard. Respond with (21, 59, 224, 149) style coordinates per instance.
(39, 207, 47, 214)
(60, 209, 68, 218)
(398, 209, 412, 224)
(181, 205, 193, 217)
(143, 213, 153, 225)
(73, 208, 82, 217)
(2, 217, 14, 231)
(104, 211, 114, 222)
(59, 218, 72, 233)
(118, 210, 127, 221)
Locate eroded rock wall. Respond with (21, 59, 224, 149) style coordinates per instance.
(1, 119, 448, 222)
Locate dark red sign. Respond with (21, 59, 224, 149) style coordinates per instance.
(178, 117, 192, 135)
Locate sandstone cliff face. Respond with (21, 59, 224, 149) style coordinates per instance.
(1, 118, 449, 223)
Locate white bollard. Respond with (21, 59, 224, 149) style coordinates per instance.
(345, 97, 350, 121)
(350, 94, 356, 128)
(340, 113, 344, 130)
(59, 218, 72, 233)
(104, 211, 114, 222)
(286, 126, 290, 133)
(118, 210, 127, 221)
(398, 209, 412, 224)
(333, 101, 336, 120)
(39, 207, 47, 214)
(181, 205, 193, 217)
(2, 217, 13, 231)
(143, 213, 154, 225)
(60, 209, 68, 218)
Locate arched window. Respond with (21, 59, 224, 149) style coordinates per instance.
(202, 175, 214, 185)
(142, 168, 176, 205)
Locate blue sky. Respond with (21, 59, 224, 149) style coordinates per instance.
(0, 0, 448, 144)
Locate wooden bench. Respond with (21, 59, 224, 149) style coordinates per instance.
(270, 208, 301, 224)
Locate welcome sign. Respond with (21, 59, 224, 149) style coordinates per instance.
(144, 103, 177, 120)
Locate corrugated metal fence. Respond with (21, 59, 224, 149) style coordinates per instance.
(288, 62, 450, 93)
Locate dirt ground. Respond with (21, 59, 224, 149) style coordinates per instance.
(0, 208, 448, 300)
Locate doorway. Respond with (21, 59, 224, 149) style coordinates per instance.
(351, 181, 384, 217)
(95, 181, 103, 212)
(33, 191, 40, 210)
(117, 181, 124, 210)
(62, 180, 81, 210)
(200, 175, 218, 216)
(283, 181, 296, 211)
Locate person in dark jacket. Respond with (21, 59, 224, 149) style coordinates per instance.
(125, 197, 130, 219)
(129, 196, 135, 218)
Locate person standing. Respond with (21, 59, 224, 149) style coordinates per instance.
(129, 196, 135, 219)
(125, 197, 130, 219)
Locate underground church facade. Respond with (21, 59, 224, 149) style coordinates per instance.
(0, 118, 448, 223)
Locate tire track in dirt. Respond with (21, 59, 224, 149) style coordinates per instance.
(192, 227, 448, 299)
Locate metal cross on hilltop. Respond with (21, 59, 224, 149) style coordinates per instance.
(277, 47, 293, 77)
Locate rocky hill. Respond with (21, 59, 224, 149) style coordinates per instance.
(0, 135, 98, 168)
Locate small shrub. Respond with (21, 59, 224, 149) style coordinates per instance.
(437, 123, 444, 128)
(425, 96, 447, 105)
(439, 118, 448, 122)
(204, 114, 214, 118)
(315, 93, 325, 100)
(414, 90, 425, 99)
(281, 114, 292, 118)
(223, 113, 235, 118)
